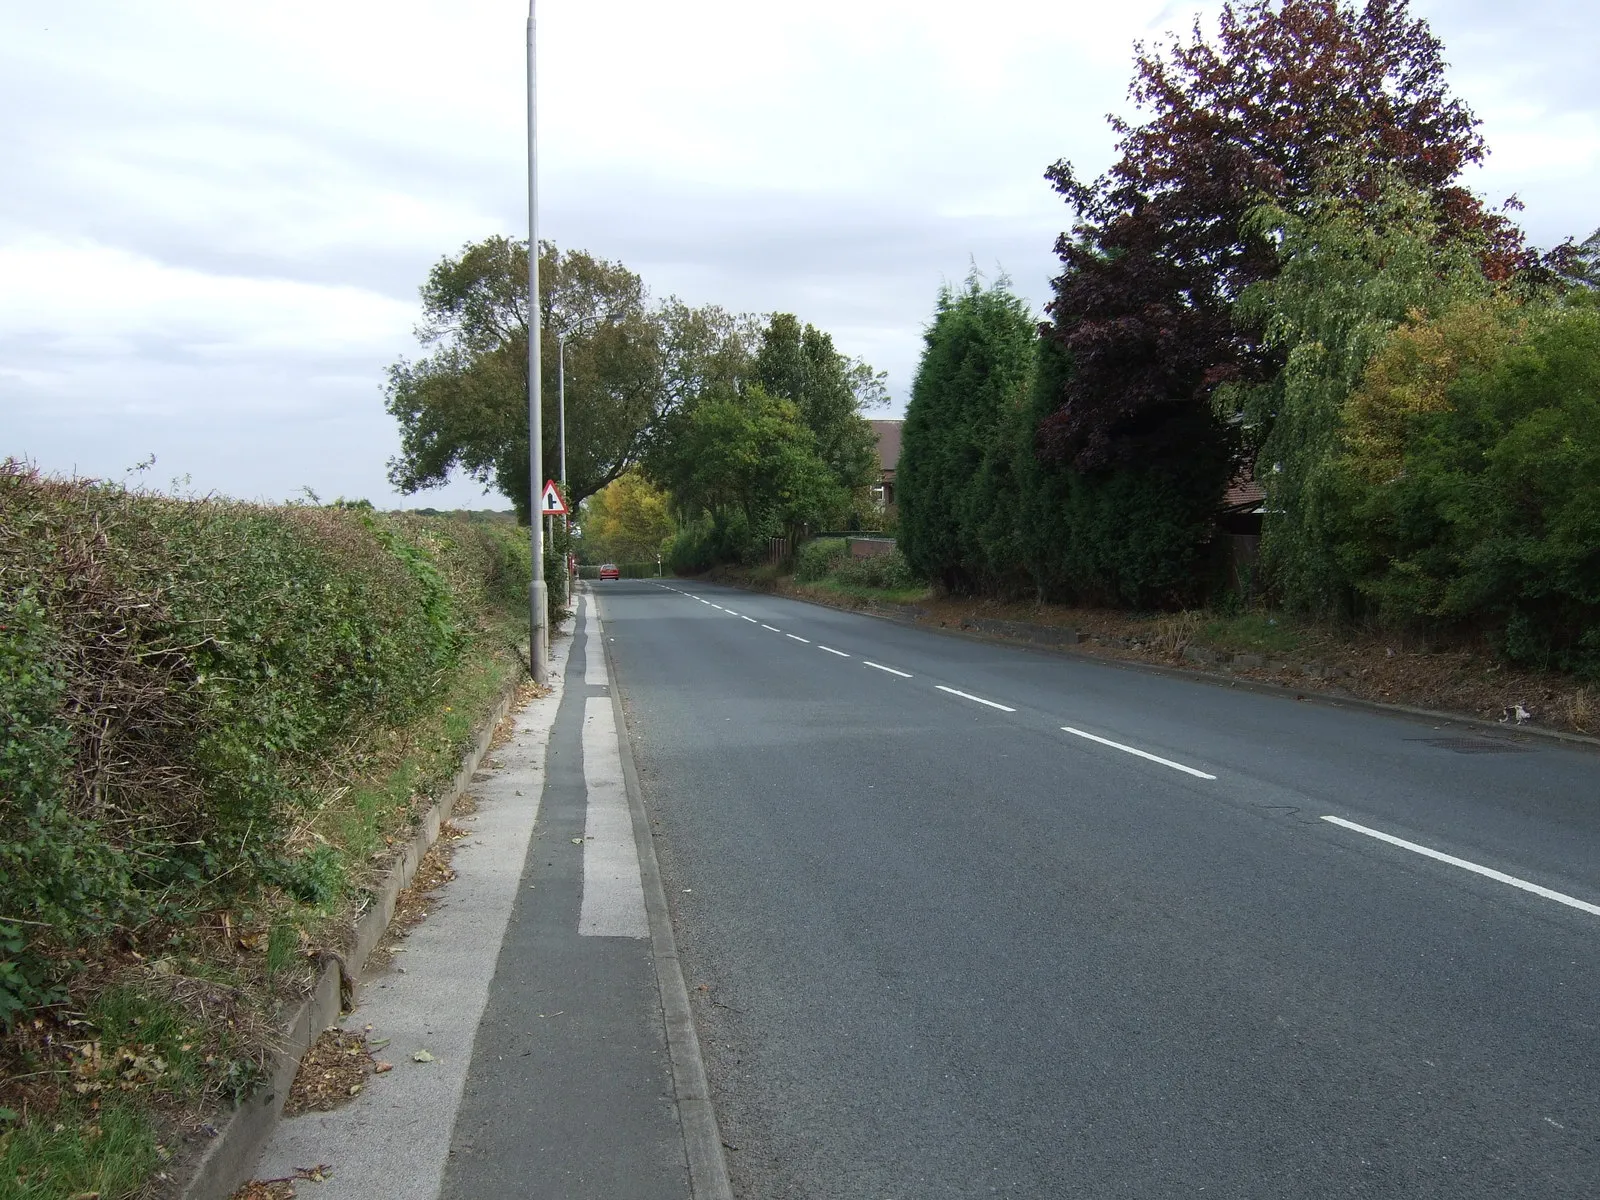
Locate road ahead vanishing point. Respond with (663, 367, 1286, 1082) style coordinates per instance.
(606, 578, 1597, 1199)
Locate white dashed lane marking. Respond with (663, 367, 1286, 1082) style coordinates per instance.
(1060, 726, 1216, 780)
(646, 581, 1587, 927)
(863, 661, 913, 678)
(935, 686, 1016, 713)
(1322, 816, 1600, 918)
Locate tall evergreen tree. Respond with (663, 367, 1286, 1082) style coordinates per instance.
(1013, 337, 1230, 607)
(899, 275, 1037, 594)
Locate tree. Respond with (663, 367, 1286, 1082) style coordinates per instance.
(1331, 302, 1600, 672)
(385, 238, 661, 521)
(1009, 337, 1233, 607)
(580, 469, 674, 563)
(753, 314, 881, 503)
(898, 275, 1037, 594)
(1036, 0, 1522, 570)
(652, 298, 763, 422)
(1220, 167, 1497, 611)
(651, 385, 846, 565)
(1559, 227, 1600, 290)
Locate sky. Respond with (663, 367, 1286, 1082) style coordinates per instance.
(3, 1, 1595, 510)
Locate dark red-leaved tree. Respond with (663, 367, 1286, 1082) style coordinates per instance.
(1039, 0, 1524, 476)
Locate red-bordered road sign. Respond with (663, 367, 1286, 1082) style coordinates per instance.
(540, 479, 568, 515)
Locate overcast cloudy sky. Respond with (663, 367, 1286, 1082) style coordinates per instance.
(3, 1, 1594, 509)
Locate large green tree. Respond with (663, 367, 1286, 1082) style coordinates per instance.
(1036, 0, 1525, 602)
(898, 275, 1037, 594)
(1220, 167, 1497, 611)
(753, 314, 882, 503)
(652, 298, 763, 422)
(651, 384, 846, 565)
(385, 237, 662, 521)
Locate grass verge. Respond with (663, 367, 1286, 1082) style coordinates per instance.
(792, 577, 930, 606)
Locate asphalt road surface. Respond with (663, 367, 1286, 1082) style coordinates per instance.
(594, 577, 1599, 1199)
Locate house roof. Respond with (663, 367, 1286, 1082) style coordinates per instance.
(870, 419, 903, 472)
(1222, 475, 1266, 513)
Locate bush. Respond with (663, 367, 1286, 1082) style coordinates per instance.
(794, 538, 849, 581)
(830, 548, 918, 591)
(1333, 302, 1600, 673)
(666, 516, 720, 575)
(0, 463, 527, 1026)
(666, 508, 777, 573)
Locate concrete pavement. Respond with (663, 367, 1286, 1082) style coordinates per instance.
(253, 590, 725, 1200)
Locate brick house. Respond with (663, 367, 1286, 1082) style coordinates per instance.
(869, 419, 902, 507)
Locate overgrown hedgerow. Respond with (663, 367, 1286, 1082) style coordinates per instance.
(0, 462, 530, 1028)
(829, 548, 918, 592)
(793, 538, 849, 582)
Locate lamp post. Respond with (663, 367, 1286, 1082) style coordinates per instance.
(558, 331, 571, 586)
(525, 0, 547, 684)
(558, 332, 568, 501)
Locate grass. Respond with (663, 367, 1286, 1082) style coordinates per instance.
(0, 978, 260, 1200)
(1198, 612, 1306, 656)
(0, 1100, 162, 1200)
(796, 577, 930, 606)
(0, 611, 526, 1200)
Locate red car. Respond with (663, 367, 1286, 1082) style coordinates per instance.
(598, 563, 620, 580)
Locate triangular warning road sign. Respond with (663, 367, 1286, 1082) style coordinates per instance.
(540, 479, 568, 515)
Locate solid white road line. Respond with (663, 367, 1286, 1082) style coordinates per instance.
(740, 615, 758, 623)
(762, 624, 781, 632)
(580, 696, 649, 937)
(1060, 726, 1217, 780)
(1322, 815, 1600, 918)
(862, 661, 913, 678)
(936, 685, 1016, 713)
(583, 595, 608, 687)
(818, 645, 850, 657)
(786, 634, 811, 644)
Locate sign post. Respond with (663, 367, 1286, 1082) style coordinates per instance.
(540, 479, 568, 517)
(540, 480, 566, 592)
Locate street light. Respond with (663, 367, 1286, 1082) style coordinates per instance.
(558, 331, 571, 588)
(525, 0, 547, 685)
(558, 331, 568, 498)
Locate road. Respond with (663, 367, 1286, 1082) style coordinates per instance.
(596, 577, 1599, 1199)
